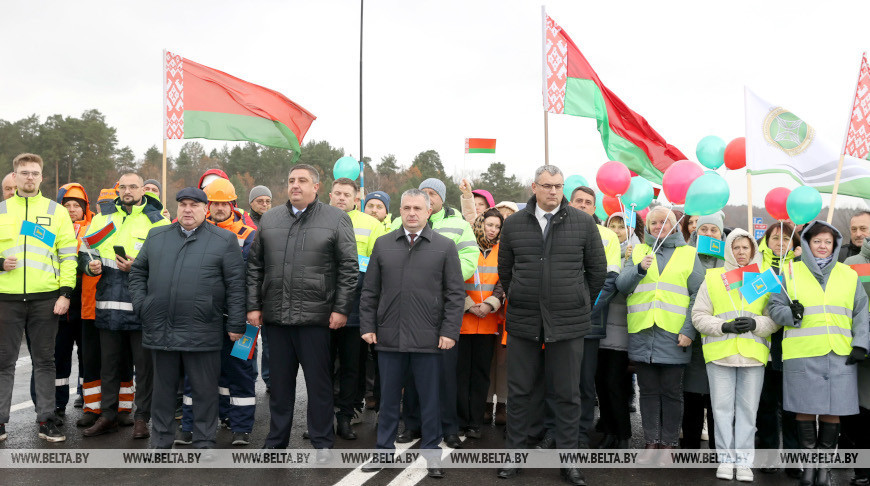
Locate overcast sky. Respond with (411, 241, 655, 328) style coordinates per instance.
(2, 0, 868, 207)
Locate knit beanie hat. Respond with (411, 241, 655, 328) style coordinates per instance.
(697, 211, 725, 235)
(364, 191, 391, 212)
(248, 185, 272, 205)
(419, 178, 447, 203)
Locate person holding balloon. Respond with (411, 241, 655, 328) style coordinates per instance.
(768, 220, 870, 486)
(616, 205, 706, 451)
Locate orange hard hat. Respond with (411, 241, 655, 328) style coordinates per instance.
(203, 178, 237, 203)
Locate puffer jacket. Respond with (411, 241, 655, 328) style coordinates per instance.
(616, 229, 705, 365)
(497, 195, 606, 343)
(246, 198, 358, 326)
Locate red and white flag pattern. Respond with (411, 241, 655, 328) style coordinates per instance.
(844, 52, 870, 160)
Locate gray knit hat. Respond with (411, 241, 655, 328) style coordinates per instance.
(143, 179, 162, 196)
(419, 178, 446, 203)
(697, 211, 725, 235)
(248, 185, 272, 205)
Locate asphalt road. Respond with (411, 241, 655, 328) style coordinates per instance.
(0, 338, 855, 486)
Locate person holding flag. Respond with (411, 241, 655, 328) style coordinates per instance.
(0, 153, 78, 442)
(692, 229, 779, 482)
(769, 221, 870, 486)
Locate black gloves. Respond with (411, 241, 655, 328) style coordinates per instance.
(734, 316, 756, 333)
(790, 300, 804, 321)
(721, 320, 740, 334)
(846, 347, 867, 365)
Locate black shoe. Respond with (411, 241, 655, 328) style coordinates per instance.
(0, 423, 6, 441)
(232, 432, 251, 446)
(465, 427, 482, 439)
(760, 467, 780, 474)
(50, 411, 64, 427)
(396, 429, 421, 443)
(73, 395, 84, 408)
(336, 416, 357, 440)
(498, 467, 521, 479)
(38, 421, 66, 442)
(597, 434, 618, 449)
(444, 433, 462, 449)
(535, 432, 556, 450)
(302, 430, 310, 440)
(428, 458, 444, 479)
(54, 407, 66, 418)
(361, 463, 383, 473)
(174, 429, 192, 445)
(851, 475, 870, 486)
(560, 467, 587, 486)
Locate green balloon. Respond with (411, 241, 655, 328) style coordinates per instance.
(696, 136, 726, 170)
(622, 177, 654, 210)
(595, 191, 607, 220)
(564, 175, 589, 198)
(786, 186, 822, 225)
(684, 173, 729, 215)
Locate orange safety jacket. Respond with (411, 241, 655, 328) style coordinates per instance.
(461, 244, 502, 335)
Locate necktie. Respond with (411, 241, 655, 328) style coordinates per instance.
(409, 233, 417, 246)
(543, 213, 553, 239)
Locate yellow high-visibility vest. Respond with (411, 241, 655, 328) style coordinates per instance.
(701, 267, 770, 364)
(626, 244, 696, 334)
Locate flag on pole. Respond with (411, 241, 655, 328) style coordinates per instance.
(745, 87, 870, 199)
(542, 10, 687, 184)
(721, 263, 760, 292)
(843, 52, 870, 160)
(20, 221, 56, 248)
(465, 138, 496, 154)
(850, 263, 870, 283)
(163, 51, 316, 162)
(82, 221, 116, 248)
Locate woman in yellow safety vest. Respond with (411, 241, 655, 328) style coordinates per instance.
(692, 229, 779, 482)
(769, 221, 870, 486)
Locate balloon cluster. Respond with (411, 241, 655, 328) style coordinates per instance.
(594, 161, 654, 225)
(696, 136, 746, 171)
(764, 186, 822, 225)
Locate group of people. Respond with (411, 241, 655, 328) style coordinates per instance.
(2, 155, 870, 486)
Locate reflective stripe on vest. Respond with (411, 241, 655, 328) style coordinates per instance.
(782, 262, 856, 360)
(626, 244, 696, 334)
(461, 244, 501, 335)
(700, 267, 771, 364)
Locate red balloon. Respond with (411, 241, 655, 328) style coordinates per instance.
(724, 137, 746, 170)
(596, 161, 632, 197)
(764, 187, 791, 221)
(662, 160, 704, 205)
(602, 195, 622, 216)
(629, 169, 639, 177)
(637, 207, 650, 222)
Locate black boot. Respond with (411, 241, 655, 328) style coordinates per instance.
(336, 415, 357, 440)
(815, 422, 840, 486)
(796, 420, 817, 486)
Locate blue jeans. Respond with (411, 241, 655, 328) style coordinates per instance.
(706, 363, 765, 465)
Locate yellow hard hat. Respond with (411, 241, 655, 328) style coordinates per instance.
(203, 178, 237, 203)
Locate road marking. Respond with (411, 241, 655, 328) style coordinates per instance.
(334, 438, 420, 486)
(385, 437, 466, 486)
(11, 389, 77, 413)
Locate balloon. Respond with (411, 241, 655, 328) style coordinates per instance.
(684, 173, 729, 216)
(622, 177, 654, 210)
(563, 175, 589, 198)
(786, 186, 822, 226)
(637, 207, 650, 222)
(596, 161, 631, 197)
(333, 156, 360, 180)
(594, 192, 608, 221)
(696, 135, 726, 170)
(602, 195, 622, 216)
(724, 137, 746, 170)
(629, 169, 639, 177)
(764, 187, 791, 221)
(661, 160, 704, 205)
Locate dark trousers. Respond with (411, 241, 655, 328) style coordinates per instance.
(578, 338, 599, 444)
(403, 344, 460, 435)
(0, 299, 57, 423)
(595, 348, 632, 440)
(682, 391, 714, 449)
(456, 334, 496, 429)
(263, 324, 334, 449)
(635, 362, 684, 446)
(377, 351, 442, 450)
(27, 309, 83, 408)
(152, 350, 220, 449)
(506, 335, 583, 450)
(218, 334, 256, 432)
(756, 367, 798, 451)
(844, 406, 870, 478)
(99, 329, 152, 421)
(330, 326, 361, 418)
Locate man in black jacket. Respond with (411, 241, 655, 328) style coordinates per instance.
(129, 187, 247, 449)
(246, 164, 358, 457)
(838, 210, 870, 262)
(496, 165, 606, 486)
(359, 188, 465, 478)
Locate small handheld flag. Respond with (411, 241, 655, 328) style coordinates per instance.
(82, 221, 116, 248)
(697, 235, 725, 260)
(721, 263, 760, 291)
(624, 208, 637, 229)
(20, 220, 56, 248)
(850, 263, 870, 283)
(740, 268, 782, 304)
(231, 324, 260, 360)
(464, 138, 496, 154)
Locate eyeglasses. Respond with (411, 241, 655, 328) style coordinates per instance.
(17, 171, 41, 178)
(537, 183, 564, 191)
(118, 185, 140, 192)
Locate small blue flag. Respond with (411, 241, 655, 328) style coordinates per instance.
(20, 220, 56, 248)
(231, 323, 260, 360)
(358, 255, 370, 272)
(740, 268, 782, 304)
(624, 208, 637, 229)
(697, 235, 725, 260)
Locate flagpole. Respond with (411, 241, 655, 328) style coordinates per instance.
(827, 154, 846, 224)
(161, 49, 168, 208)
(746, 172, 753, 232)
(544, 111, 550, 165)
(828, 52, 866, 223)
(162, 139, 168, 208)
(541, 5, 549, 165)
(358, 0, 365, 196)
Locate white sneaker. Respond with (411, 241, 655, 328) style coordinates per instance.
(716, 463, 734, 480)
(735, 466, 753, 482)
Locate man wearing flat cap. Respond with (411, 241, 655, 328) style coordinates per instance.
(129, 187, 247, 449)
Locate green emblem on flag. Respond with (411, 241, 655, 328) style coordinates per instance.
(763, 107, 815, 157)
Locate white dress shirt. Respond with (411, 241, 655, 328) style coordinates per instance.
(534, 204, 559, 234)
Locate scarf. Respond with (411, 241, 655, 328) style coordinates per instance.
(815, 254, 834, 270)
(472, 213, 498, 250)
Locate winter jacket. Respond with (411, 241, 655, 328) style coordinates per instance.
(129, 222, 246, 351)
(359, 225, 466, 353)
(841, 236, 870, 408)
(246, 199, 358, 327)
(392, 205, 478, 280)
(497, 195, 606, 343)
(839, 240, 862, 263)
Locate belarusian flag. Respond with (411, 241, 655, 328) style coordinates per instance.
(465, 138, 496, 154)
(850, 263, 870, 283)
(843, 52, 870, 160)
(721, 263, 760, 291)
(163, 51, 316, 162)
(542, 10, 686, 184)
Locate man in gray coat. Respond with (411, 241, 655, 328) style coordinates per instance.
(359, 189, 465, 478)
(129, 187, 247, 449)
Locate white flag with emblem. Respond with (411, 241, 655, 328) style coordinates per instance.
(745, 87, 870, 199)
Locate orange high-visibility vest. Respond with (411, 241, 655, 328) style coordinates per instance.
(461, 244, 501, 335)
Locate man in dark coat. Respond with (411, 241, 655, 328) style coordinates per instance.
(359, 188, 465, 479)
(838, 210, 870, 262)
(246, 164, 358, 458)
(128, 187, 247, 449)
(496, 165, 606, 486)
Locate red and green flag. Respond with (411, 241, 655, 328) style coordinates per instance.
(542, 11, 686, 183)
(465, 138, 496, 154)
(82, 221, 116, 249)
(721, 263, 760, 291)
(850, 263, 870, 283)
(163, 51, 316, 162)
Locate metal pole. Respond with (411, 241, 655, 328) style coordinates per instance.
(359, 0, 365, 195)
